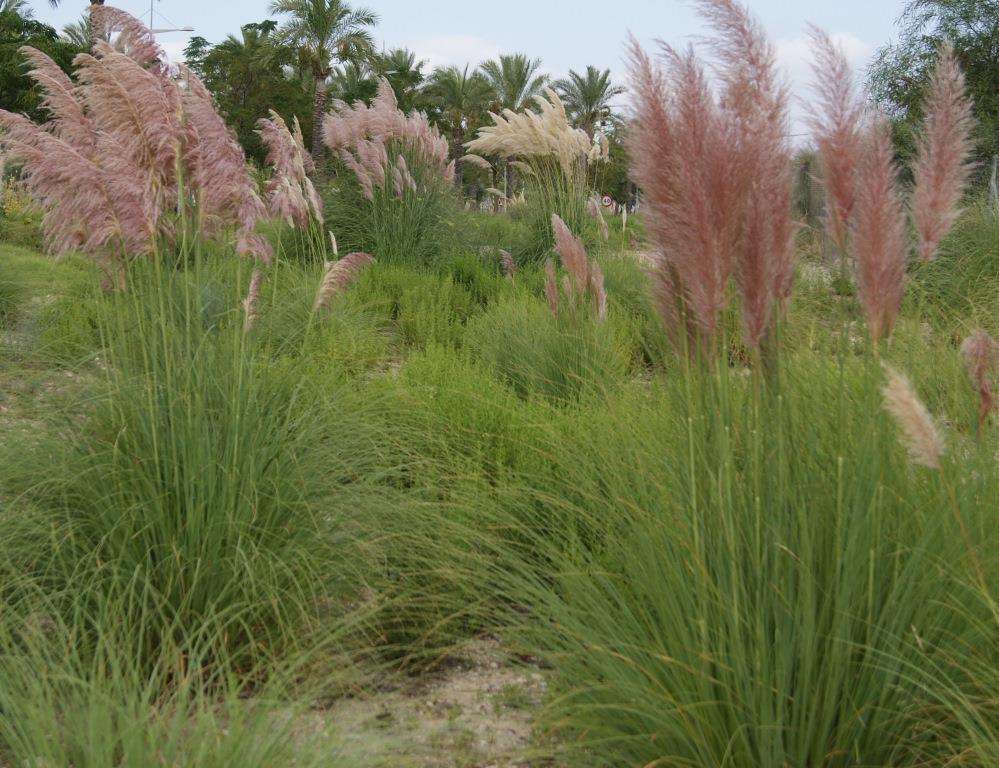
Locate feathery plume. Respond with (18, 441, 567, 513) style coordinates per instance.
(463, 154, 493, 171)
(465, 89, 593, 176)
(329, 231, 339, 257)
(960, 330, 998, 430)
(806, 26, 867, 253)
(882, 366, 944, 469)
(552, 214, 590, 293)
(911, 41, 976, 262)
(851, 116, 907, 342)
(257, 111, 323, 227)
(696, 0, 795, 345)
(314, 252, 375, 310)
(626, 40, 742, 345)
(544, 258, 559, 316)
(0, 9, 270, 278)
(242, 269, 265, 332)
(322, 79, 452, 194)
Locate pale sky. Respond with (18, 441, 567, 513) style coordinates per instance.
(27, 0, 909, 131)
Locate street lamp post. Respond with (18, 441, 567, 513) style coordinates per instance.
(148, 1, 193, 35)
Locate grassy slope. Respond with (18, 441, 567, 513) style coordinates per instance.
(1, 208, 997, 767)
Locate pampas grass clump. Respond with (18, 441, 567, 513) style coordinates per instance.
(0, 7, 271, 284)
(321, 80, 458, 266)
(467, 88, 608, 264)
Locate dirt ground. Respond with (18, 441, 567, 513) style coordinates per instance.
(299, 639, 552, 767)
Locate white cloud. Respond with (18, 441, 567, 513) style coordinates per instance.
(411, 35, 503, 71)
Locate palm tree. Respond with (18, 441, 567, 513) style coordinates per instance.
(270, 0, 378, 163)
(1, 0, 32, 16)
(374, 47, 425, 113)
(553, 65, 625, 141)
(479, 54, 547, 198)
(423, 64, 493, 189)
(478, 53, 547, 114)
(330, 60, 377, 105)
(47, 0, 105, 49)
(61, 15, 92, 47)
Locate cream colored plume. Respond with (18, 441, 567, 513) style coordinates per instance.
(465, 88, 593, 176)
(882, 366, 944, 470)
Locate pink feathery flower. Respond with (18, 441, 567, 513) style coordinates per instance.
(697, 0, 795, 346)
(257, 110, 323, 227)
(90, 5, 168, 70)
(315, 252, 375, 310)
(960, 330, 998, 430)
(626, 40, 741, 344)
(551, 214, 590, 294)
(323, 79, 453, 191)
(851, 116, 907, 342)
(911, 41, 976, 262)
(806, 26, 867, 253)
(1, 9, 271, 276)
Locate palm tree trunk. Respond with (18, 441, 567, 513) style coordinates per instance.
(451, 124, 464, 192)
(89, 0, 105, 50)
(311, 73, 328, 166)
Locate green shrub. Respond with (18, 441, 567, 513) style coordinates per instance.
(397, 273, 475, 348)
(0, 274, 24, 330)
(1, 260, 391, 679)
(324, 162, 459, 268)
(467, 293, 631, 403)
(0, 620, 339, 768)
(500, 358, 999, 767)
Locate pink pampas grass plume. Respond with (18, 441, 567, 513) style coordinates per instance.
(911, 41, 976, 262)
(626, 39, 744, 346)
(851, 116, 907, 342)
(315, 252, 375, 310)
(544, 258, 559, 316)
(806, 26, 866, 253)
(960, 329, 998, 430)
(882, 366, 944, 469)
(695, 0, 795, 346)
(257, 111, 323, 227)
(551, 214, 590, 294)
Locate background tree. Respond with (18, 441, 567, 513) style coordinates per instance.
(374, 47, 425, 113)
(270, 0, 378, 163)
(60, 14, 92, 48)
(869, 0, 999, 177)
(478, 53, 547, 114)
(423, 64, 493, 189)
(184, 21, 311, 164)
(553, 65, 625, 141)
(46, 0, 105, 49)
(479, 54, 547, 196)
(329, 60, 377, 104)
(1, 4, 81, 119)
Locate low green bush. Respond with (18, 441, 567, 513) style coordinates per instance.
(466, 292, 632, 403)
(498, 357, 999, 767)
